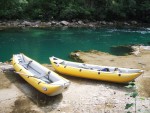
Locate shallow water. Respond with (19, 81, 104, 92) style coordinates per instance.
(0, 27, 150, 63)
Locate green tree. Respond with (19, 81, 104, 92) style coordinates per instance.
(135, 0, 150, 22)
(0, 0, 149, 23)
(0, 0, 27, 19)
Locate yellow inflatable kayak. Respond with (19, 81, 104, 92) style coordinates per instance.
(12, 54, 70, 96)
(50, 56, 144, 83)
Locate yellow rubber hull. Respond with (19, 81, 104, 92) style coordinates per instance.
(50, 59, 143, 83)
(12, 55, 64, 96)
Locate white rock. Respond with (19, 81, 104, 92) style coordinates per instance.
(22, 21, 31, 26)
(75, 53, 80, 57)
(51, 21, 56, 25)
(78, 20, 84, 25)
(60, 21, 69, 26)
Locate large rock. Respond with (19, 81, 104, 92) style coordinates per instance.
(60, 21, 69, 26)
(70, 51, 83, 62)
(89, 24, 94, 27)
(22, 21, 32, 26)
(51, 21, 57, 25)
(47, 22, 51, 26)
(78, 20, 84, 25)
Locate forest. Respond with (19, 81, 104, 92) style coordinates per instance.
(0, 0, 149, 23)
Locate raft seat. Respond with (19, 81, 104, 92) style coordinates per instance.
(27, 66, 52, 83)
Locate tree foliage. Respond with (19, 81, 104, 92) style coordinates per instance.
(0, 0, 149, 22)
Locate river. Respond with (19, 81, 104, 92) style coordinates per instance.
(0, 27, 150, 63)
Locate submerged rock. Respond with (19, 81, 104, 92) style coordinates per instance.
(110, 45, 134, 56)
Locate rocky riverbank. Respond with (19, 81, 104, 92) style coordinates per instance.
(0, 20, 150, 29)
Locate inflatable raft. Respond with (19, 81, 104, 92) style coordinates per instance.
(50, 56, 143, 83)
(12, 54, 70, 96)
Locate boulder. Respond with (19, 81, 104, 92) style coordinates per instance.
(89, 24, 94, 27)
(124, 22, 130, 26)
(33, 24, 39, 28)
(51, 21, 57, 25)
(22, 21, 32, 26)
(78, 20, 84, 25)
(47, 22, 51, 26)
(60, 21, 69, 26)
(70, 51, 83, 62)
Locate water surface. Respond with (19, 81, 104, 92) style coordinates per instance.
(0, 27, 150, 63)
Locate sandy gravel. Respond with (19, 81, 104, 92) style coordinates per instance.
(0, 48, 150, 113)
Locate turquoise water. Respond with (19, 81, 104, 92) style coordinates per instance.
(0, 27, 150, 63)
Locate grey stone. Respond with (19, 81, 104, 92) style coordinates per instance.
(22, 21, 32, 26)
(47, 22, 51, 26)
(78, 20, 84, 25)
(51, 21, 56, 25)
(60, 21, 69, 26)
(89, 24, 94, 27)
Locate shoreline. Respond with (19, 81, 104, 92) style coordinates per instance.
(0, 20, 150, 30)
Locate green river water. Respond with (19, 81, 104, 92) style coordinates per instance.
(0, 27, 150, 63)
